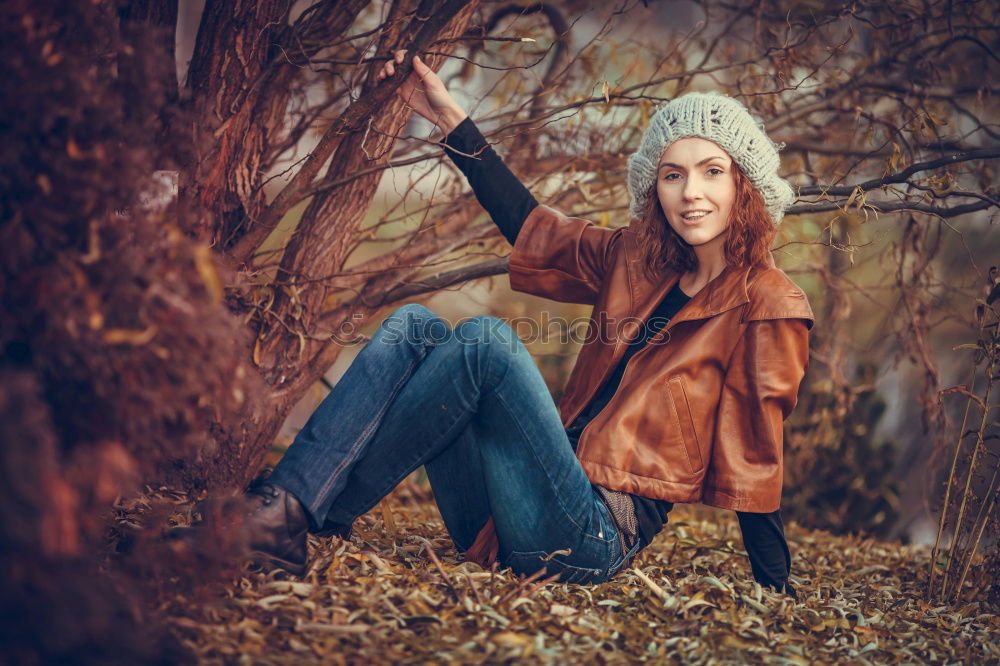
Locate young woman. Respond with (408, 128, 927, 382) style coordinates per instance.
(222, 51, 814, 596)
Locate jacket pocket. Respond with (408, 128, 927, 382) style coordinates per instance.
(666, 376, 704, 474)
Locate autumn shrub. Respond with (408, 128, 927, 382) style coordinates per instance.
(0, 0, 264, 661)
(782, 360, 901, 537)
(928, 268, 999, 604)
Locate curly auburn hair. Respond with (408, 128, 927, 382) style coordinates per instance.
(632, 161, 777, 281)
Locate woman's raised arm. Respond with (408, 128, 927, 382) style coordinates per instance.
(378, 50, 538, 245)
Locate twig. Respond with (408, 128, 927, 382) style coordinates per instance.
(928, 362, 979, 598)
(955, 465, 998, 601)
(464, 570, 486, 607)
(521, 571, 562, 598)
(417, 536, 461, 601)
(942, 351, 995, 598)
(497, 567, 551, 606)
(632, 567, 670, 603)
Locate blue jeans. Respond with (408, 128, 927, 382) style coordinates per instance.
(270, 304, 641, 584)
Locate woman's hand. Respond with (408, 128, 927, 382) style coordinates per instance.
(376, 49, 468, 134)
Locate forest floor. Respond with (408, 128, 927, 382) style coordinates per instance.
(152, 479, 998, 665)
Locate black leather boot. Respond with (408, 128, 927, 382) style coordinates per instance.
(166, 479, 310, 575)
(240, 480, 310, 576)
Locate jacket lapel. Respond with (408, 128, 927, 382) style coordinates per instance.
(622, 229, 768, 335)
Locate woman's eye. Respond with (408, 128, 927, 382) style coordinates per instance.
(663, 173, 680, 181)
(707, 167, 725, 176)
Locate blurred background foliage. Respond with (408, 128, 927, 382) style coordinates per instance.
(784, 360, 900, 537)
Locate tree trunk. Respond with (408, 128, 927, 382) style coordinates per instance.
(201, 1, 482, 488)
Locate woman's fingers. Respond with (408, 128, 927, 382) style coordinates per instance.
(412, 54, 431, 77)
(376, 51, 437, 107)
(377, 50, 407, 81)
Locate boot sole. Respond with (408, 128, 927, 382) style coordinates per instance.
(248, 550, 307, 576)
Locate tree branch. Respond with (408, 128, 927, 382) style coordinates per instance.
(231, 0, 473, 263)
(798, 148, 1000, 197)
(788, 200, 994, 218)
(380, 256, 510, 304)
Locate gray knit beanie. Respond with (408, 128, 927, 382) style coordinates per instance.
(626, 91, 795, 225)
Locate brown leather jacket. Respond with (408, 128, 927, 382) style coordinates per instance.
(465, 204, 814, 566)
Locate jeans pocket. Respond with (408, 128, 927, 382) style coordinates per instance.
(607, 537, 644, 580)
(504, 550, 608, 585)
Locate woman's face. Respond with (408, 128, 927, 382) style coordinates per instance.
(655, 137, 736, 248)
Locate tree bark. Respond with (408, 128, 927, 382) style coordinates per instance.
(225, 1, 483, 486)
(185, 0, 296, 241)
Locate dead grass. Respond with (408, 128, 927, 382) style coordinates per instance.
(149, 480, 998, 664)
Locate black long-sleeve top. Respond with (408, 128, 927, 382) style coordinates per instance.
(442, 116, 794, 595)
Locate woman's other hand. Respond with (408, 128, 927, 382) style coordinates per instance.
(376, 49, 468, 134)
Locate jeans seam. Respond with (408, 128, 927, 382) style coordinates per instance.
(607, 537, 643, 578)
(505, 550, 603, 582)
(491, 388, 611, 547)
(338, 407, 469, 526)
(308, 345, 427, 518)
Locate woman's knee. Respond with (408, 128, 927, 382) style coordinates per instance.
(454, 315, 521, 355)
(387, 302, 437, 322)
(382, 303, 451, 345)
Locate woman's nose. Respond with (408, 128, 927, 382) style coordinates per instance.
(683, 176, 703, 200)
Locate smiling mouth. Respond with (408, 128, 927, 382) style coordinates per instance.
(679, 211, 711, 224)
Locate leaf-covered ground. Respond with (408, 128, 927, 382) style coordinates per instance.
(150, 480, 998, 664)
